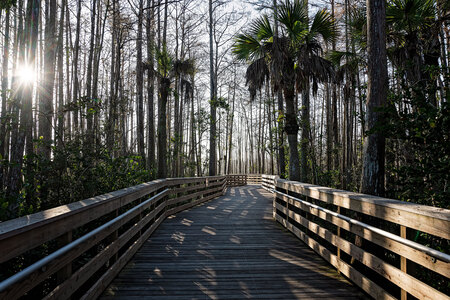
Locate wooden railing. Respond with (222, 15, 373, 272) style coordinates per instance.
(4, 174, 447, 300)
(0, 176, 226, 300)
(261, 174, 278, 191)
(247, 174, 262, 184)
(272, 179, 450, 300)
(226, 174, 247, 186)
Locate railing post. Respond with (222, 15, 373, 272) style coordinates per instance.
(285, 187, 289, 228)
(400, 225, 407, 300)
(272, 178, 276, 219)
(109, 209, 119, 265)
(56, 231, 73, 284)
(336, 207, 341, 274)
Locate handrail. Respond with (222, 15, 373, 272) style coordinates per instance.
(0, 175, 227, 299)
(0, 189, 169, 293)
(271, 178, 450, 300)
(274, 190, 450, 263)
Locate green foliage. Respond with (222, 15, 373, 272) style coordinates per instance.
(383, 87, 450, 208)
(0, 140, 154, 221)
(387, 0, 435, 34)
(156, 44, 173, 78)
(0, 0, 16, 10)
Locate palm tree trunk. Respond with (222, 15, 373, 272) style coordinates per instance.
(157, 78, 170, 178)
(301, 85, 310, 182)
(284, 85, 300, 181)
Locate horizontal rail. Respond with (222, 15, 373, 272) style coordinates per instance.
(274, 190, 450, 263)
(0, 189, 169, 293)
(0, 175, 227, 299)
(272, 178, 450, 300)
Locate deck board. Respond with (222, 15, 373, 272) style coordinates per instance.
(101, 185, 364, 299)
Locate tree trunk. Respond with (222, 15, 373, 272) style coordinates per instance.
(7, 0, 40, 216)
(107, 0, 117, 153)
(300, 86, 310, 182)
(147, 0, 155, 171)
(85, 0, 97, 146)
(0, 9, 11, 189)
(361, 0, 387, 196)
(38, 0, 57, 160)
(208, 0, 216, 176)
(56, 0, 65, 149)
(72, 0, 81, 137)
(157, 78, 170, 178)
(136, 0, 145, 162)
(284, 84, 300, 181)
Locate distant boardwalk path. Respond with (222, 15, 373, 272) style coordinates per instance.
(101, 185, 363, 299)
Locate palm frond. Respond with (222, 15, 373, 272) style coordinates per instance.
(327, 50, 356, 66)
(387, 0, 435, 32)
(276, 0, 308, 39)
(181, 79, 193, 103)
(308, 9, 337, 45)
(245, 57, 270, 101)
(173, 59, 195, 77)
(249, 14, 274, 41)
(233, 33, 265, 61)
(296, 54, 335, 93)
(155, 45, 173, 78)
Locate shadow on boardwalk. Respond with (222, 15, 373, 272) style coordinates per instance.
(101, 185, 365, 300)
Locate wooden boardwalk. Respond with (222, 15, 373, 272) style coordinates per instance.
(101, 185, 364, 300)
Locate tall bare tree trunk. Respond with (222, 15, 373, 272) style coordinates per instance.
(85, 0, 97, 146)
(146, 0, 155, 171)
(136, 0, 145, 162)
(7, 0, 40, 216)
(361, 0, 387, 196)
(227, 68, 237, 174)
(56, 0, 65, 149)
(0, 9, 11, 189)
(107, 0, 117, 153)
(208, 0, 217, 176)
(38, 0, 56, 160)
(72, 0, 81, 137)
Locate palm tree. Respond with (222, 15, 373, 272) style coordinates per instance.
(153, 46, 195, 178)
(386, 0, 441, 105)
(233, 0, 336, 181)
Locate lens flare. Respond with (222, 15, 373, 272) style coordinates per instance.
(17, 64, 36, 84)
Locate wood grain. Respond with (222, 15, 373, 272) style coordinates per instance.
(101, 186, 363, 300)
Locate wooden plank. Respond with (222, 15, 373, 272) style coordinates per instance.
(277, 180, 450, 239)
(275, 213, 396, 300)
(284, 208, 449, 300)
(400, 225, 408, 300)
(0, 180, 165, 263)
(82, 213, 167, 300)
(170, 183, 206, 195)
(44, 201, 167, 300)
(276, 193, 449, 277)
(101, 186, 362, 299)
(0, 191, 168, 300)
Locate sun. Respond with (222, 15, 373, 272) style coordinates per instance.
(17, 64, 36, 84)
